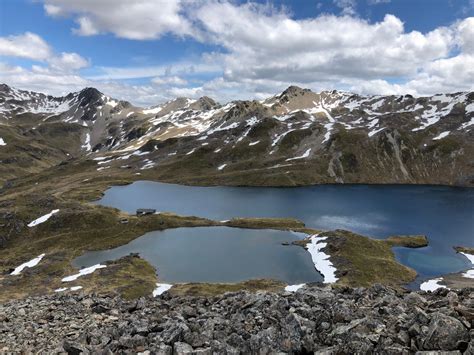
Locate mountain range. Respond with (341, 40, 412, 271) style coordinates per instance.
(1, 83, 473, 186)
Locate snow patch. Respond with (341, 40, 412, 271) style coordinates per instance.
(322, 123, 333, 143)
(82, 133, 91, 151)
(460, 118, 474, 130)
(466, 103, 474, 114)
(463, 269, 474, 279)
(285, 284, 305, 292)
(0, 137, 6, 146)
(61, 264, 107, 282)
(271, 129, 296, 147)
(460, 252, 474, 279)
(306, 235, 338, 283)
(236, 127, 252, 143)
(433, 94, 451, 103)
(10, 254, 45, 275)
(55, 286, 83, 292)
(105, 99, 118, 108)
(207, 122, 239, 134)
(143, 106, 162, 115)
(153, 283, 173, 296)
(420, 278, 447, 292)
(249, 140, 260, 146)
(460, 252, 474, 264)
(368, 127, 386, 137)
(28, 209, 60, 227)
(217, 163, 227, 170)
(246, 116, 258, 126)
(432, 131, 450, 140)
(286, 148, 311, 161)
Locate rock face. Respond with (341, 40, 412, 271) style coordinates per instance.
(1, 285, 472, 353)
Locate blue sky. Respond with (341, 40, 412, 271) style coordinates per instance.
(0, 0, 473, 105)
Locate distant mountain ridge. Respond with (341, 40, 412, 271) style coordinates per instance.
(0, 83, 473, 186)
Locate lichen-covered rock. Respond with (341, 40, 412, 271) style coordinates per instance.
(0, 285, 472, 353)
(422, 313, 469, 351)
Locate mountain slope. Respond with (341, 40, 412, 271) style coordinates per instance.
(0, 84, 473, 186)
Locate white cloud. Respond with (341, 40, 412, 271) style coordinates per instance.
(333, 0, 357, 16)
(194, 3, 455, 84)
(89, 61, 220, 81)
(0, 62, 88, 95)
(1, 2, 473, 106)
(43, 0, 194, 40)
(49, 52, 90, 72)
(43, 4, 63, 16)
(456, 17, 474, 53)
(0, 32, 89, 73)
(349, 79, 415, 96)
(74, 16, 100, 36)
(0, 61, 166, 106)
(0, 32, 52, 60)
(368, 0, 391, 4)
(151, 75, 187, 86)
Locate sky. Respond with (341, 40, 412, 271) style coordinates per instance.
(0, 0, 473, 106)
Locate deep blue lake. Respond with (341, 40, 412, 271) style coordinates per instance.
(96, 181, 474, 287)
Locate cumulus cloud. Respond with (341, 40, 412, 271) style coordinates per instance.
(333, 0, 357, 16)
(194, 3, 455, 83)
(456, 17, 474, 53)
(0, 62, 88, 95)
(0, 32, 52, 60)
(0, 32, 91, 97)
(2, 1, 473, 105)
(43, 0, 194, 39)
(48, 52, 90, 72)
(0, 32, 89, 73)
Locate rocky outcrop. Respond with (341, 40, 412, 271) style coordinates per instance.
(1, 285, 472, 354)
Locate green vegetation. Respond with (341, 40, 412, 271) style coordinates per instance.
(386, 235, 428, 248)
(247, 118, 279, 139)
(441, 273, 474, 290)
(0, 204, 219, 302)
(225, 217, 305, 230)
(427, 136, 462, 156)
(316, 231, 425, 287)
(279, 129, 312, 151)
(339, 152, 359, 173)
(76, 255, 157, 300)
(454, 246, 474, 255)
(0, 153, 435, 301)
(170, 279, 286, 297)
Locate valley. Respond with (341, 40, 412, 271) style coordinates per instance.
(1, 84, 473, 304)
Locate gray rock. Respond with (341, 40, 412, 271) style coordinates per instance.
(173, 342, 193, 355)
(423, 313, 469, 351)
(0, 285, 472, 354)
(415, 352, 461, 354)
(63, 340, 90, 355)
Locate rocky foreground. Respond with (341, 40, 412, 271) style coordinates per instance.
(1, 285, 473, 354)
